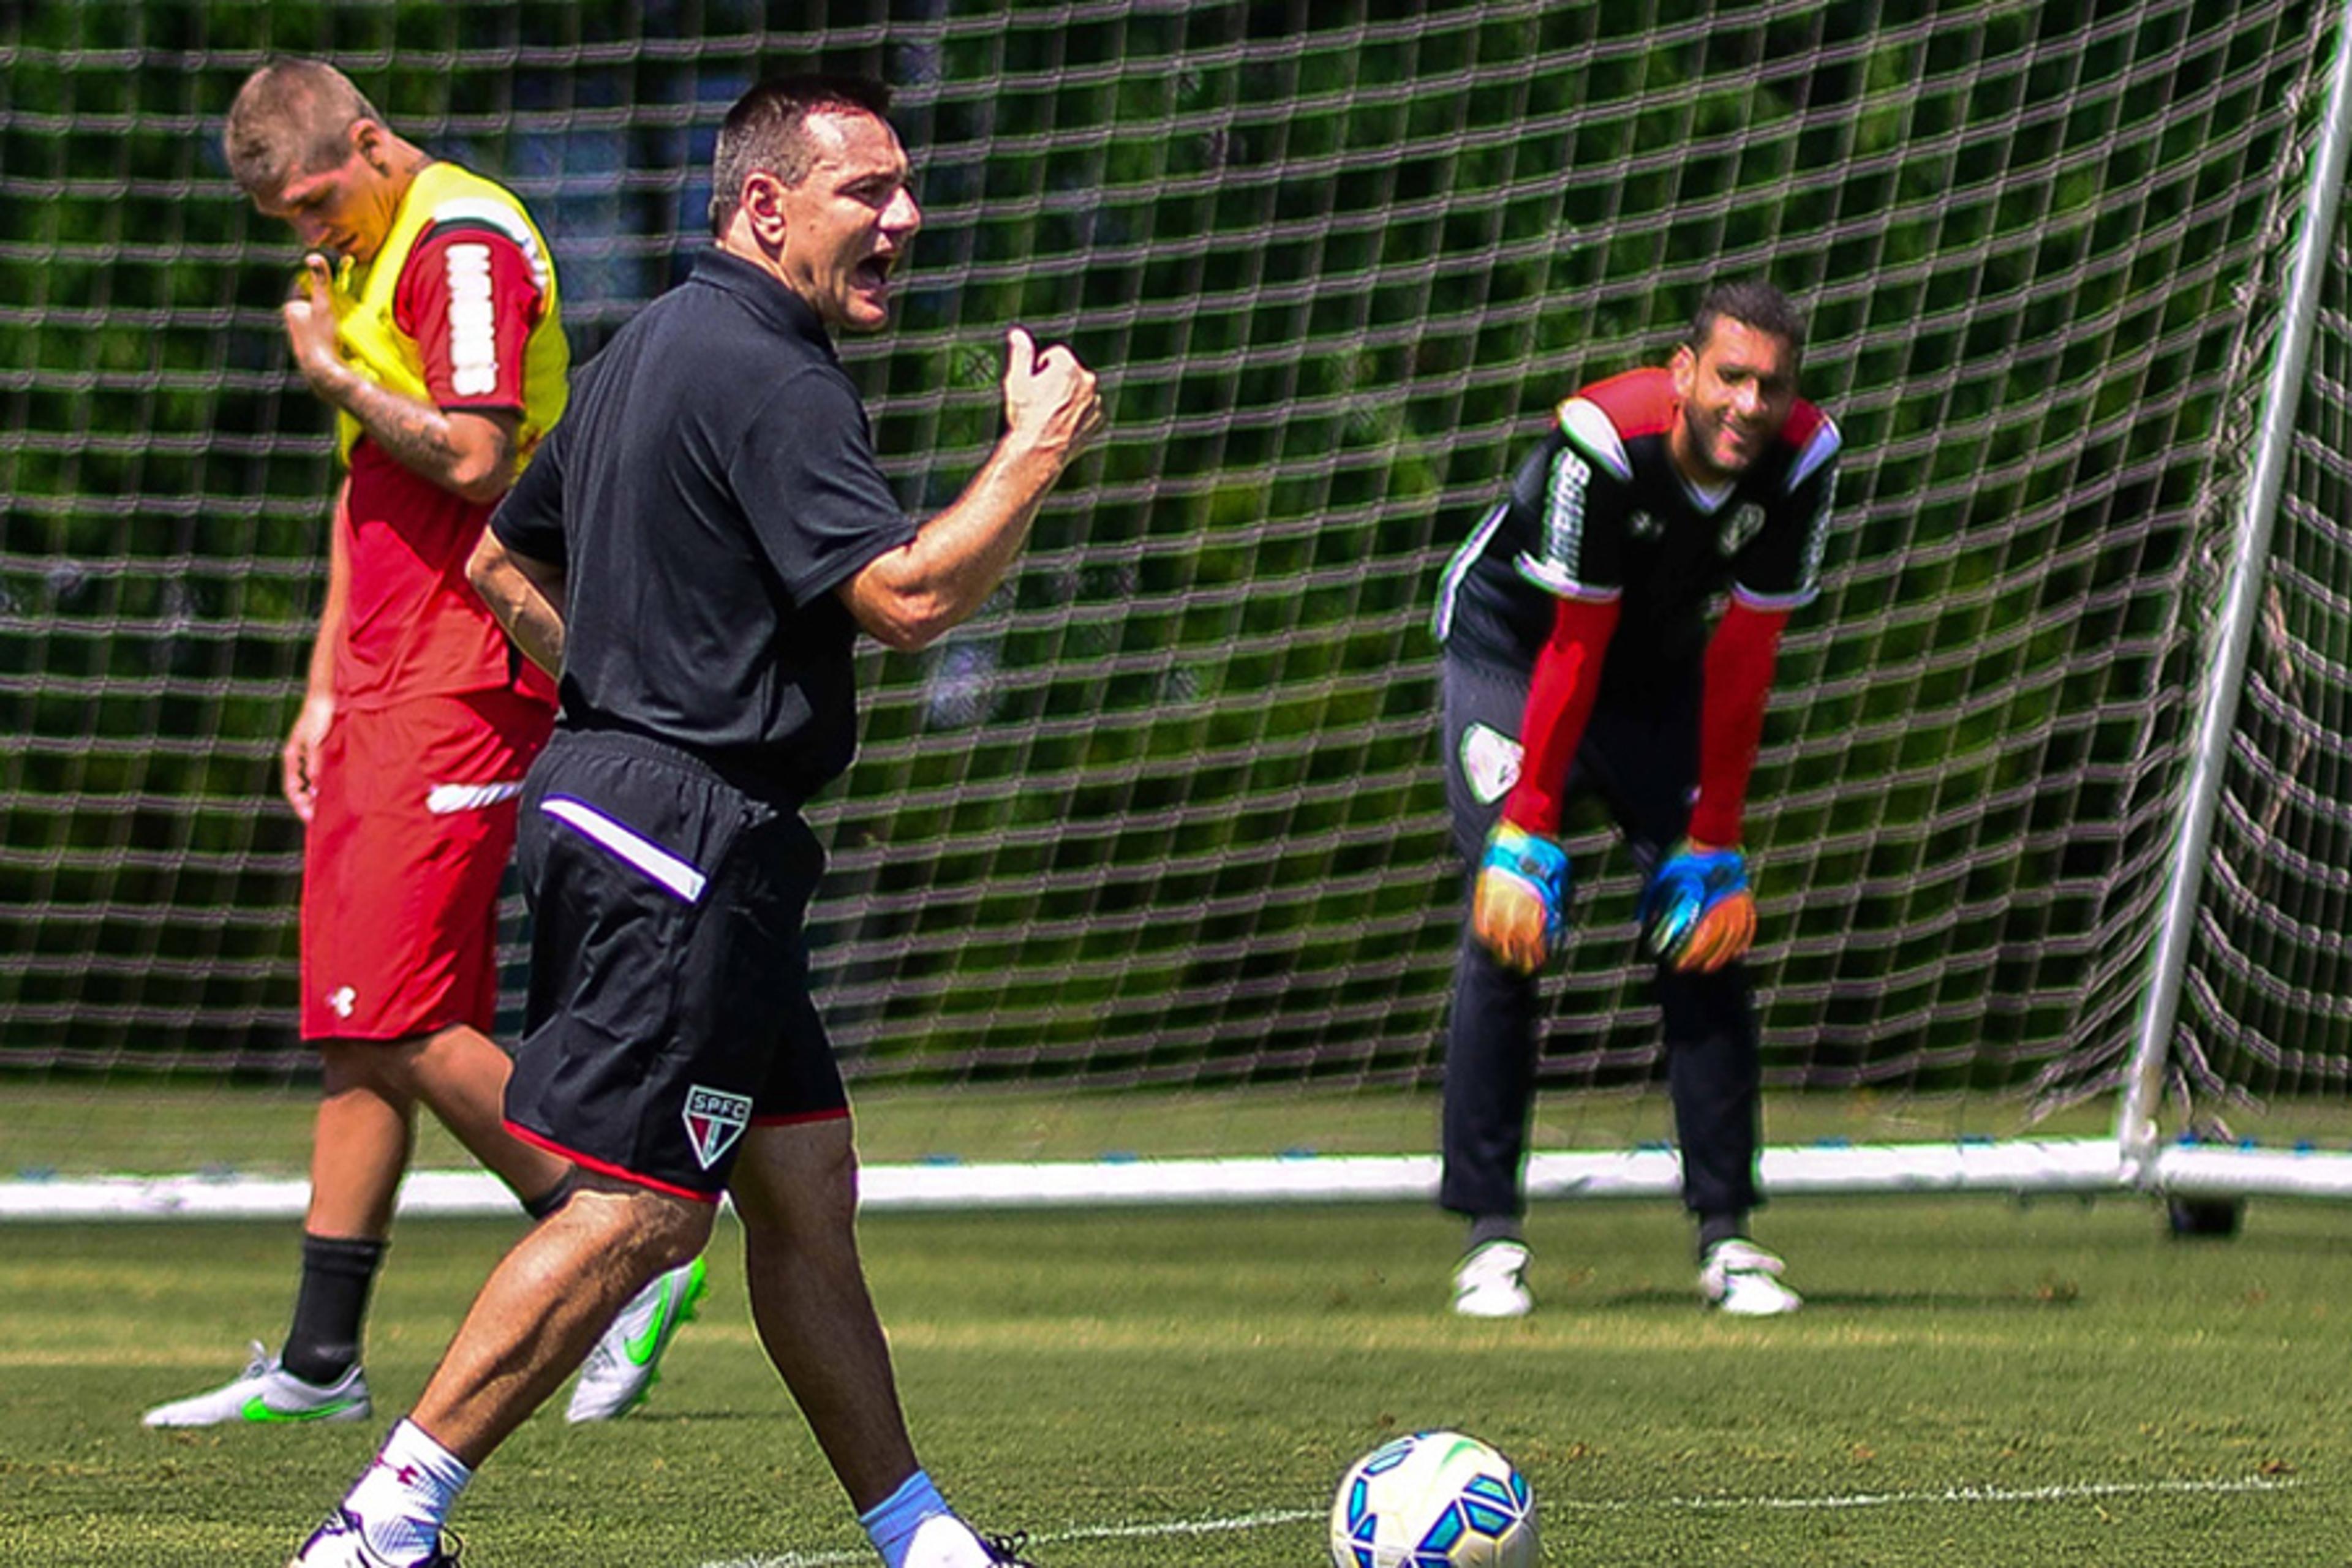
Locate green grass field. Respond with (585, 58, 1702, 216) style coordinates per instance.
(4, 1193, 2346, 1567)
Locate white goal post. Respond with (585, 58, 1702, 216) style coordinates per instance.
(2111, 0, 2352, 1205)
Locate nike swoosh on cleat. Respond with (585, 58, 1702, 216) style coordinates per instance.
(240, 1392, 365, 1423)
(622, 1275, 680, 1367)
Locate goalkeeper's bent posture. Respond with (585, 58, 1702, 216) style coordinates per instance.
(1431, 281, 1841, 1320)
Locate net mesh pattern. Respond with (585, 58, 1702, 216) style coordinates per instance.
(2176, 132, 2352, 1116)
(0, 1, 2337, 1141)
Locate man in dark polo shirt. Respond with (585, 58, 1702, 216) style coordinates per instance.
(284, 75, 1100, 1568)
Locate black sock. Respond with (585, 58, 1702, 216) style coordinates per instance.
(1467, 1215, 1525, 1251)
(1697, 1212, 1747, 1257)
(521, 1173, 576, 1223)
(281, 1234, 386, 1386)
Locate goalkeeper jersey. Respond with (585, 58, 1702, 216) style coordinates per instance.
(1436, 366, 1840, 703)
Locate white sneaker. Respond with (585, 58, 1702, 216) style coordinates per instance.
(1700, 1239, 1803, 1316)
(564, 1256, 707, 1422)
(143, 1343, 372, 1428)
(903, 1515, 1038, 1567)
(286, 1507, 457, 1567)
(1452, 1240, 1534, 1318)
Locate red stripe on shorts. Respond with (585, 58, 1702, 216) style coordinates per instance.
(503, 1120, 722, 1204)
(750, 1107, 852, 1128)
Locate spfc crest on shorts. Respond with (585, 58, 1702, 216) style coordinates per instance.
(682, 1085, 753, 1170)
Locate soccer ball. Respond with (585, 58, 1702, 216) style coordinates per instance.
(1329, 1430, 1538, 1567)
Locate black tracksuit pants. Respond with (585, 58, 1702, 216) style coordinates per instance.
(1436, 630, 1763, 1227)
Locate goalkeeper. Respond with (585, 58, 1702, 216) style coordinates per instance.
(1432, 281, 1841, 1319)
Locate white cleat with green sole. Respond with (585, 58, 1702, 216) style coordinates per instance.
(565, 1255, 709, 1422)
(143, 1343, 372, 1428)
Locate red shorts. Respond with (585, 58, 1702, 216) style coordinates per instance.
(300, 687, 555, 1042)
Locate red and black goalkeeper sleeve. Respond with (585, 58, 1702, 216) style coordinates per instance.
(1687, 598, 1790, 848)
(1500, 595, 1620, 836)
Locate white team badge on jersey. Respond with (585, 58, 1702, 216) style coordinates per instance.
(1719, 502, 1766, 556)
(682, 1086, 753, 1170)
(1459, 723, 1523, 806)
(326, 986, 358, 1020)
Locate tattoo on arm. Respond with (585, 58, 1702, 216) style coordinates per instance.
(313, 362, 514, 497)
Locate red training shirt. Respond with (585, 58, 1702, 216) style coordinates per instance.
(334, 222, 558, 712)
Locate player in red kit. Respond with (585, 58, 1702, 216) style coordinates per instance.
(145, 57, 699, 1435)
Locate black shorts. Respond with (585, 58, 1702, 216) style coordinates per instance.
(503, 728, 847, 1200)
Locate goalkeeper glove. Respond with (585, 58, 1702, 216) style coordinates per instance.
(1474, 822, 1572, 974)
(1638, 841, 1757, 973)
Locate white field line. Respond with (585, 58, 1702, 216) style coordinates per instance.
(696, 1475, 2295, 1566)
(1550, 1475, 2300, 1513)
(698, 1509, 1322, 1567)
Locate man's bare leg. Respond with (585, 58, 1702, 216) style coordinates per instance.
(409, 1178, 712, 1463)
(304, 1039, 421, 1238)
(729, 1118, 919, 1511)
(394, 1023, 573, 1199)
(333, 1027, 704, 1432)
(284, 1178, 710, 1563)
(307, 1025, 571, 1237)
(728, 1121, 1010, 1566)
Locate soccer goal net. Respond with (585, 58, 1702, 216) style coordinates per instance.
(4, 0, 2351, 1214)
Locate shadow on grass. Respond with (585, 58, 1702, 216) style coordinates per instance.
(1597, 1287, 2084, 1311)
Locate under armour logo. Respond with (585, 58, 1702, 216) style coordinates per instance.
(370, 1459, 424, 1488)
(327, 986, 357, 1019)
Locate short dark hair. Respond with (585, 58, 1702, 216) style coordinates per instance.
(1686, 281, 1807, 360)
(707, 74, 894, 236)
(222, 58, 385, 197)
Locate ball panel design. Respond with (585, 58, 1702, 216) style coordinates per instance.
(1327, 1429, 1538, 1568)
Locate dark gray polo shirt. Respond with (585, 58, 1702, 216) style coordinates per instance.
(494, 248, 916, 802)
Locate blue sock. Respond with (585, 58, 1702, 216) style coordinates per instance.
(859, 1469, 950, 1568)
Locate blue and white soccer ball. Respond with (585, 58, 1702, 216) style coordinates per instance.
(1329, 1430, 1538, 1568)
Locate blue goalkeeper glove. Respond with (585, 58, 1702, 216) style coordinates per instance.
(1638, 841, 1757, 972)
(1474, 823, 1572, 974)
